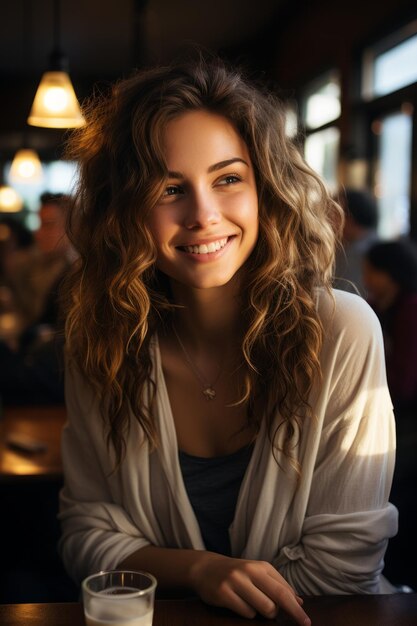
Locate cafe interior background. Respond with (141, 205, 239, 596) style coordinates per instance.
(1, 0, 417, 604)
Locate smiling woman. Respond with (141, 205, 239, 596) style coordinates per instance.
(147, 110, 259, 290)
(58, 53, 398, 625)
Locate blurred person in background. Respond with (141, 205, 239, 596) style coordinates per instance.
(10, 192, 74, 338)
(0, 216, 35, 284)
(0, 218, 36, 350)
(0, 192, 74, 405)
(334, 188, 379, 296)
(363, 238, 417, 590)
(363, 239, 417, 414)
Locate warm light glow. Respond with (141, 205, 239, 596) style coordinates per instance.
(0, 312, 18, 331)
(27, 71, 85, 128)
(44, 86, 69, 112)
(0, 186, 23, 212)
(10, 149, 43, 183)
(338, 386, 395, 457)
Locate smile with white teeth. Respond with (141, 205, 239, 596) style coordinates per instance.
(182, 237, 229, 254)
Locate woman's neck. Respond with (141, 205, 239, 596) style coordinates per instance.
(169, 277, 242, 351)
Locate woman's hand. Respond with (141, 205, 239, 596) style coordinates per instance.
(190, 553, 311, 624)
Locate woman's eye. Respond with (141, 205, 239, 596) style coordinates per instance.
(218, 174, 241, 186)
(163, 185, 183, 197)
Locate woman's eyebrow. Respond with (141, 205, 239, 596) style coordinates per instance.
(208, 158, 249, 173)
(167, 170, 183, 179)
(167, 157, 249, 180)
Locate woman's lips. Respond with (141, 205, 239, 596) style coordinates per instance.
(179, 237, 228, 255)
(176, 236, 235, 260)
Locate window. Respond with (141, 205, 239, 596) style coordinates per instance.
(363, 22, 417, 99)
(303, 72, 341, 129)
(373, 109, 412, 238)
(285, 103, 298, 138)
(362, 20, 417, 239)
(304, 127, 339, 192)
(301, 70, 341, 191)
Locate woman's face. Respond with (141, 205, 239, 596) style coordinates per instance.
(147, 109, 259, 291)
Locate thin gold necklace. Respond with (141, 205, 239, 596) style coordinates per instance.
(173, 326, 224, 401)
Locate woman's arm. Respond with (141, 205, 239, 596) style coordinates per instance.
(275, 293, 398, 594)
(119, 546, 310, 624)
(59, 363, 151, 583)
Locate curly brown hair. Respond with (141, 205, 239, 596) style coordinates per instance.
(63, 53, 342, 468)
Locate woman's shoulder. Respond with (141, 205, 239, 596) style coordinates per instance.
(316, 288, 382, 345)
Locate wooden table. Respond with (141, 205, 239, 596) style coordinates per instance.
(0, 405, 76, 604)
(0, 405, 66, 482)
(1, 596, 417, 626)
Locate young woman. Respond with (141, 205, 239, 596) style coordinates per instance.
(59, 56, 397, 625)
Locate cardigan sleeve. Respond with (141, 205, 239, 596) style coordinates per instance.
(274, 291, 398, 594)
(58, 362, 151, 584)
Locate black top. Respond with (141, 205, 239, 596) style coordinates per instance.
(178, 443, 254, 555)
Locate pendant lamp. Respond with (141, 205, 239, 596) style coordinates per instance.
(27, 0, 85, 129)
(10, 148, 43, 184)
(0, 186, 23, 213)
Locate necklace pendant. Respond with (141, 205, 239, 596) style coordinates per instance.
(202, 386, 216, 400)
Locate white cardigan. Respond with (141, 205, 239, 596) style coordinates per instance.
(59, 289, 398, 593)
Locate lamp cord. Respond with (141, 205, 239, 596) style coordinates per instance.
(53, 0, 61, 52)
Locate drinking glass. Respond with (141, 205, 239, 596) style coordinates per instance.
(82, 570, 157, 626)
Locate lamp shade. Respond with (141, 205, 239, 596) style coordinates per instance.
(10, 149, 44, 183)
(27, 71, 85, 128)
(0, 186, 23, 212)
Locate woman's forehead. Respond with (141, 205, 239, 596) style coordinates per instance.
(161, 109, 251, 171)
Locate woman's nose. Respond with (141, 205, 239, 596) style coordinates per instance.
(182, 191, 221, 229)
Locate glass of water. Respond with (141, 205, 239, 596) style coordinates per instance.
(82, 570, 157, 626)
